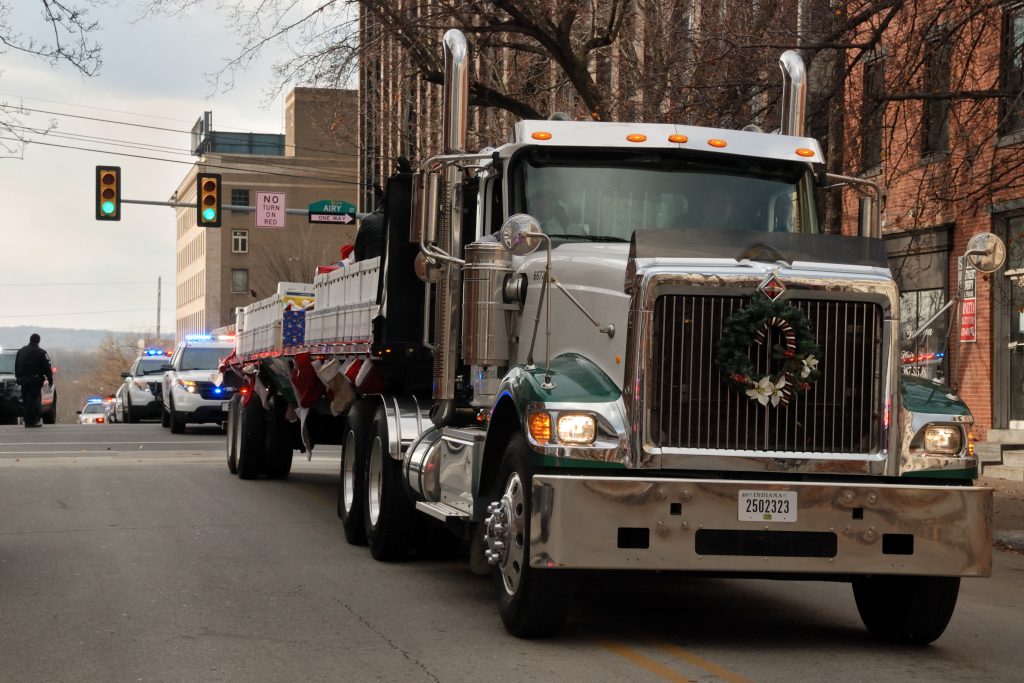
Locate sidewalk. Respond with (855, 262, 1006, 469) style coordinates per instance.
(980, 475, 1024, 553)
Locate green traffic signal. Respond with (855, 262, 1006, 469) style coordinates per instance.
(202, 207, 217, 221)
(101, 201, 116, 216)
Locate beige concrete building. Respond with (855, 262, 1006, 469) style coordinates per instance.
(174, 88, 360, 340)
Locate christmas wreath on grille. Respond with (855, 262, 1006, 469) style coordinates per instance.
(716, 295, 822, 406)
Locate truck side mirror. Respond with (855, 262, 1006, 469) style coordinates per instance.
(498, 214, 544, 256)
(964, 232, 1006, 274)
(120, 372, 131, 379)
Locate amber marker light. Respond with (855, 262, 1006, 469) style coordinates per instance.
(626, 133, 647, 143)
(668, 134, 689, 143)
(528, 411, 552, 443)
(708, 138, 728, 148)
(795, 148, 816, 157)
(532, 131, 553, 140)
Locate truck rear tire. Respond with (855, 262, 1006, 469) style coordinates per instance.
(485, 432, 569, 638)
(337, 400, 370, 545)
(237, 396, 267, 480)
(852, 575, 960, 644)
(226, 394, 240, 474)
(363, 403, 416, 561)
(264, 396, 293, 480)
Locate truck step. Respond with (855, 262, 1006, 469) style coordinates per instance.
(415, 501, 471, 522)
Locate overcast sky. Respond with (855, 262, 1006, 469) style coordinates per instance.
(1, 2, 304, 335)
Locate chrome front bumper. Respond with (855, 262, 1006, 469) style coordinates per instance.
(529, 475, 992, 577)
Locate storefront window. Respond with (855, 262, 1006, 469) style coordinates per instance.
(900, 289, 947, 381)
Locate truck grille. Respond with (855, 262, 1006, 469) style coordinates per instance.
(649, 295, 882, 454)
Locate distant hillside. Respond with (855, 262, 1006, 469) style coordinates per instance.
(0, 326, 173, 353)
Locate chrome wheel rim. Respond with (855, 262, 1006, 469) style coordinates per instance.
(484, 472, 526, 596)
(368, 436, 384, 526)
(342, 430, 356, 515)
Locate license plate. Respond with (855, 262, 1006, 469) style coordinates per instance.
(221, 401, 229, 411)
(738, 490, 797, 523)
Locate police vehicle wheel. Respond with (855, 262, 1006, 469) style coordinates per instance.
(486, 432, 569, 638)
(363, 403, 415, 561)
(264, 396, 293, 480)
(225, 394, 240, 474)
(126, 395, 140, 423)
(853, 575, 960, 645)
(42, 392, 56, 424)
(161, 404, 170, 428)
(237, 395, 266, 480)
(337, 400, 370, 545)
(168, 396, 186, 434)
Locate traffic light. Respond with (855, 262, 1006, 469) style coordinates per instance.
(196, 172, 222, 227)
(95, 166, 121, 221)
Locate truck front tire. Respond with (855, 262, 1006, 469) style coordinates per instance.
(337, 401, 370, 545)
(237, 396, 266, 480)
(486, 432, 569, 638)
(363, 403, 415, 561)
(852, 575, 960, 644)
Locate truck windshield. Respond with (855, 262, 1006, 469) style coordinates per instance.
(509, 149, 818, 240)
(179, 347, 228, 371)
(0, 355, 14, 374)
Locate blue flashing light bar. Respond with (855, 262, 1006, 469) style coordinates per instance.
(144, 348, 169, 356)
(184, 334, 214, 342)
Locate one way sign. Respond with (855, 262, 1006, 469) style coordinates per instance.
(309, 199, 357, 225)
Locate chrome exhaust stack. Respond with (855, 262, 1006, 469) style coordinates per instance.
(431, 29, 470, 427)
(779, 50, 807, 137)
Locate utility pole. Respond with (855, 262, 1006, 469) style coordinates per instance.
(157, 276, 161, 341)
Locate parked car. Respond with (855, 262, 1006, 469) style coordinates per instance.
(0, 348, 57, 424)
(120, 350, 171, 423)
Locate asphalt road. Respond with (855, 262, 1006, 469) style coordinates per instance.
(2, 423, 1023, 682)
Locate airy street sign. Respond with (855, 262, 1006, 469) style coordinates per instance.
(309, 200, 357, 225)
(257, 191, 286, 228)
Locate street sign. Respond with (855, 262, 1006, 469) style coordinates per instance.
(958, 256, 977, 343)
(309, 199, 357, 225)
(257, 191, 286, 228)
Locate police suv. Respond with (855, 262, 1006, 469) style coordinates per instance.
(119, 349, 171, 423)
(0, 348, 57, 425)
(161, 336, 236, 433)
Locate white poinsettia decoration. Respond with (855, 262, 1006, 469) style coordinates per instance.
(746, 375, 786, 406)
(800, 354, 819, 379)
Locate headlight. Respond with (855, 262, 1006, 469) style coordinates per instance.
(924, 425, 962, 455)
(556, 414, 596, 445)
(132, 379, 149, 390)
(176, 379, 197, 393)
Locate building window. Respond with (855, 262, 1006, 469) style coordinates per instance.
(861, 57, 886, 172)
(921, 32, 950, 155)
(231, 268, 249, 294)
(231, 189, 250, 213)
(1002, 7, 1024, 136)
(232, 229, 249, 254)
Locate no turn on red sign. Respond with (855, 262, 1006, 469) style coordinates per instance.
(256, 191, 286, 228)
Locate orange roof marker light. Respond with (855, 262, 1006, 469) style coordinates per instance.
(626, 133, 647, 143)
(668, 134, 689, 143)
(532, 131, 553, 140)
(795, 147, 816, 158)
(708, 138, 728, 148)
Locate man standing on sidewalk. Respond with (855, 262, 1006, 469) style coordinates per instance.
(15, 333, 53, 428)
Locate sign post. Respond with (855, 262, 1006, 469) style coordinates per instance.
(308, 200, 357, 224)
(257, 191, 286, 228)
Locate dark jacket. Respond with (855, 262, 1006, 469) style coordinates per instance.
(15, 343, 53, 385)
(354, 210, 385, 262)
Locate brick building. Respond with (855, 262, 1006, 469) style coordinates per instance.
(842, 1, 1024, 438)
(174, 88, 360, 340)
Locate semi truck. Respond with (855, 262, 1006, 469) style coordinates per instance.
(223, 30, 998, 642)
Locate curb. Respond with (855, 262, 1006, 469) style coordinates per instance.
(994, 531, 1024, 553)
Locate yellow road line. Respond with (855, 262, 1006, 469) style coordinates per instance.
(656, 642, 753, 683)
(596, 640, 694, 682)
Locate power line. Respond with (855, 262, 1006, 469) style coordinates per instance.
(0, 93, 197, 124)
(0, 135, 367, 188)
(1, 103, 379, 163)
(0, 308, 159, 318)
(0, 282, 157, 286)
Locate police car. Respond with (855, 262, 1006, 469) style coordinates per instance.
(77, 399, 108, 425)
(161, 335, 237, 434)
(119, 348, 171, 423)
(0, 347, 57, 425)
